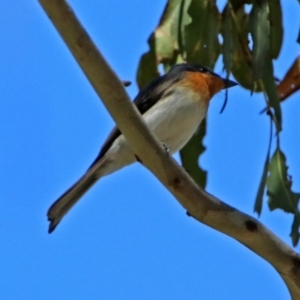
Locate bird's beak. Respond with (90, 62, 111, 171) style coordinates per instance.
(222, 78, 238, 89)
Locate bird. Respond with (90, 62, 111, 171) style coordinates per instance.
(47, 63, 238, 233)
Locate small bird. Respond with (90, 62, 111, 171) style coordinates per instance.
(47, 63, 237, 233)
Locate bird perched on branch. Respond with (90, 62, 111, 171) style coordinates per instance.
(47, 63, 237, 233)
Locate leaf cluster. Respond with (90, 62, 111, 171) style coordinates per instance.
(137, 0, 300, 246)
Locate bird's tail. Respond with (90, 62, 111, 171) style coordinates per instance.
(47, 168, 100, 233)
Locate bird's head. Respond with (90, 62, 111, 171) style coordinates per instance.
(168, 63, 237, 102)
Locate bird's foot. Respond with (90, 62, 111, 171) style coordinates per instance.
(161, 143, 170, 153)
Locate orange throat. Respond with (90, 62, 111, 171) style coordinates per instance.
(182, 71, 225, 104)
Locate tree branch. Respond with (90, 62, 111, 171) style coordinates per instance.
(278, 55, 300, 102)
(38, 0, 300, 298)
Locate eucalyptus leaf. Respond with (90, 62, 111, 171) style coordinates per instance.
(136, 35, 160, 88)
(155, 0, 183, 60)
(254, 121, 272, 215)
(180, 120, 207, 188)
(250, 0, 270, 81)
(230, 6, 254, 90)
(268, 0, 283, 58)
(267, 147, 300, 216)
(177, 0, 192, 59)
(261, 59, 282, 130)
(136, 0, 185, 88)
(184, 0, 220, 68)
(267, 147, 300, 246)
(291, 213, 300, 247)
(222, 3, 234, 75)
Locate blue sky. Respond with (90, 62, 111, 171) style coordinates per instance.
(1, 0, 299, 299)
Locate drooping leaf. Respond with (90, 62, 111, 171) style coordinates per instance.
(266, 148, 299, 212)
(268, 0, 283, 59)
(254, 151, 270, 215)
(177, 0, 193, 59)
(261, 59, 282, 131)
(230, 6, 255, 89)
(254, 119, 273, 215)
(221, 3, 234, 76)
(180, 120, 207, 188)
(136, 0, 185, 88)
(183, 0, 220, 68)
(266, 147, 300, 245)
(277, 55, 300, 101)
(154, 0, 183, 62)
(249, 0, 270, 81)
(291, 213, 300, 247)
(136, 34, 160, 88)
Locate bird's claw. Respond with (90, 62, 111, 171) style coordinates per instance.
(161, 143, 170, 153)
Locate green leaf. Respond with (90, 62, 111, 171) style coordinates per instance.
(136, 34, 160, 88)
(179, 120, 207, 188)
(268, 0, 283, 58)
(249, 0, 270, 81)
(267, 147, 300, 245)
(177, 0, 193, 59)
(291, 213, 300, 247)
(254, 153, 269, 214)
(230, 6, 255, 90)
(136, 0, 186, 88)
(154, 0, 183, 61)
(254, 120, 273, 215)
(183, 0, 220, 68)
(267, 148, 300, 212)
(261, 59, 282, 130)
(221, 3, 234, 75)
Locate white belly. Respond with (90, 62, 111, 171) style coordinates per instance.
(144, 87, 207, 153)
(100, 87, 208, 176)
